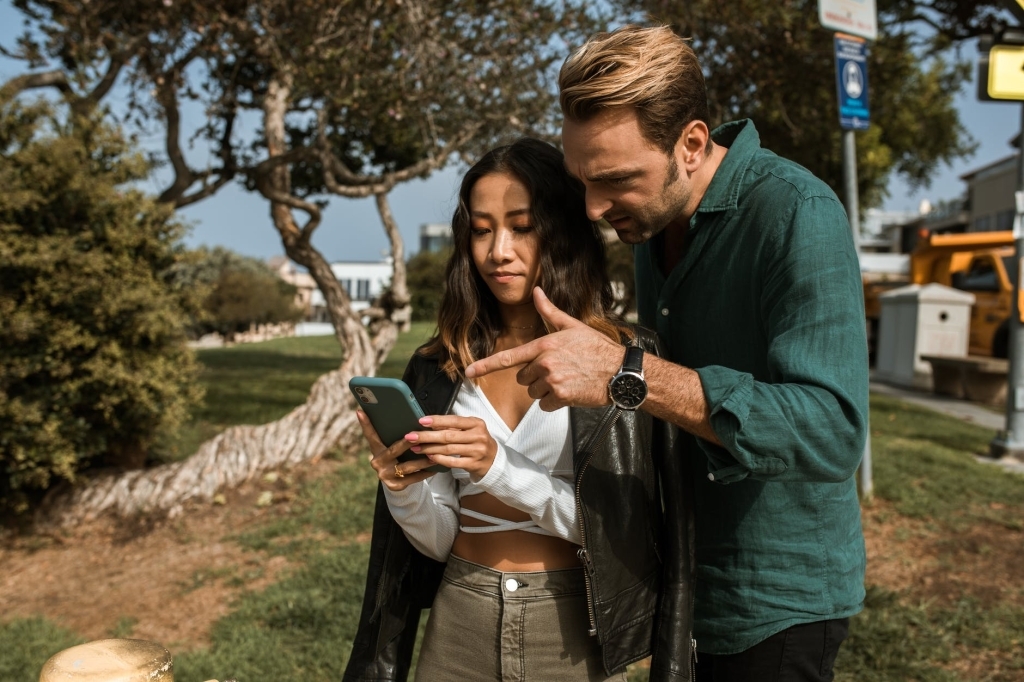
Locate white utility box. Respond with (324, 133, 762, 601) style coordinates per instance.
(874, 283, 975, 389)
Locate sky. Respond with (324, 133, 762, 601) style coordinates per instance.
(884, 41, 1022, 216)
(1, 4, 1021, 262)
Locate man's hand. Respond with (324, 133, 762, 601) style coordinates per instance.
(465, 287, 625, 411)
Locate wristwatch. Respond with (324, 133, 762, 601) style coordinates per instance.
(608, 345, 647, 410)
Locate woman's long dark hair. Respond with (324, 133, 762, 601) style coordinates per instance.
(421, 137, 625, 378)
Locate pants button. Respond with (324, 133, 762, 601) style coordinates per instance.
(504, 578, 519, 592)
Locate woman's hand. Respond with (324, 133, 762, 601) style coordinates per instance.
(356, 411, 437, 491)
(406, 415, 498, 480)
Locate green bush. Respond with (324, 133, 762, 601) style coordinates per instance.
(169, 246, 303, 340)
(202, 267, 303, 339)
(0, 99, 202, 514)
(406, 248, 451, 322)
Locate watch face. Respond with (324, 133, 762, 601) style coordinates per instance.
(610, 372, 647, 409)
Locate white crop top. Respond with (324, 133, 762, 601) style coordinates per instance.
(381, 379, 579, 561)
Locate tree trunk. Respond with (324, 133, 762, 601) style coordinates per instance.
(40, 70, 400, 526)
(375, 192, 412, 335)
(42, 367, 362, 524)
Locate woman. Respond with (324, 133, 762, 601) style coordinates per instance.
(343, 138, 694, 682)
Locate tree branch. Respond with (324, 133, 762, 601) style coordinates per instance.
(1, 70, 73, 97)
(173, 173, 236, 209)
(150, 37, 242, 207)
(0, 43, 30, 61)
(3, 37, 140, 116)
(317, 121, 480, 198)
(373, 191, 411, 335)
(257, 70, 322, 242)
(155, 80, 192, 203)
(72, 55, 127, 115)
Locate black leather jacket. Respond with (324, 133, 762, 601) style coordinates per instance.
(343, 329, 695, 680)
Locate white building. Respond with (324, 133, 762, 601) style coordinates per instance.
(267, 257, 396, 336)
(309, 259, 394, 314)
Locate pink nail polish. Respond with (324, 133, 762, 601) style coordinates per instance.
(419, 416, 433, 426)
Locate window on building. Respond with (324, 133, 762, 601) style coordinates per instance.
(356, 279, 371, 301)
(973, 215, 992, 232)
(997, 209, 1015, 231)
(339, 279, 353, 297)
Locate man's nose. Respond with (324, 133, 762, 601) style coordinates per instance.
(585, 190, 611, 222)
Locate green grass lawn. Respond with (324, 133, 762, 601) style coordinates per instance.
(835, 394, 1024, 682)
(160, 322, 437, 462)
(4, 333, 1024, 681)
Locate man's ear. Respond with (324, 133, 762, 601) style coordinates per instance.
(675, 120, 711, 171)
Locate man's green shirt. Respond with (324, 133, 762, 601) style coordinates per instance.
(635, 119, 868, 655)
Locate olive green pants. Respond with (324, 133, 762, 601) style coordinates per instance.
(414, 555, 626, 682)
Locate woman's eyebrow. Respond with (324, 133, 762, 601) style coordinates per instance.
(471, 207, 530, 218)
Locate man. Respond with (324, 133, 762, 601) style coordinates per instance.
(465, 25, 868, 682)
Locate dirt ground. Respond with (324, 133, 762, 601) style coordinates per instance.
(2, 462, 1022, 660)
(0, 462, 345, 651)
(863, 500, 1024, 609)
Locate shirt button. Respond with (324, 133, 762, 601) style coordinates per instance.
(707, 473, 715, 481)
(504, 578, 519, 592)
(661, 308, 670, 316)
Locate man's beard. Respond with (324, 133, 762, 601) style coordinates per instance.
(615, 162, 689, 245)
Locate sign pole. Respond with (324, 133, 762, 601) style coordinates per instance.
(841, 127, 872, 497)
(832, 31, 873, 499)
(977, 11, 1024, 457)
(842, 130, 862, 251)
(820, 2, 877, 499)
(990, 102, 1024, 458)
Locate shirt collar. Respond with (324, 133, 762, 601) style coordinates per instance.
(696, 119, 761, 214)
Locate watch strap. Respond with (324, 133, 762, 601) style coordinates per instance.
(621, 345, 644, 374)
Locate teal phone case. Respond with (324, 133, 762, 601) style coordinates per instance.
(349, 377, 445, 473)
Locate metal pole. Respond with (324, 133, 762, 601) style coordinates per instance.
(990, 103, 1024, 459)
(843, 130, 862, 251)
(844, 129, 873, 498)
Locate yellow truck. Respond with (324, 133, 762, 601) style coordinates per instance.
(864, 230, 1023, 359)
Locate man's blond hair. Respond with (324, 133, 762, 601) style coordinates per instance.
(559, 25, 710, 154)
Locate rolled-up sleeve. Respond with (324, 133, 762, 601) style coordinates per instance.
(694, 196, 868, 484)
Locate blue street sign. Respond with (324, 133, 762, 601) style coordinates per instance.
(835, 34, 870, 130)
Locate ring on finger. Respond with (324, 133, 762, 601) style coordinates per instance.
(394, 464, 405, 479)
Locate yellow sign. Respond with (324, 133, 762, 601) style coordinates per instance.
(988, 44, 1024, 100)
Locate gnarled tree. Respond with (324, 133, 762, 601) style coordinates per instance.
(4, 0, 602, 523)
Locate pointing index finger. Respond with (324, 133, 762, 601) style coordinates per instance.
(465, 339, 542, 378)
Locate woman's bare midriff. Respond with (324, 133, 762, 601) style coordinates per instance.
(451, 492, 581, 571)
